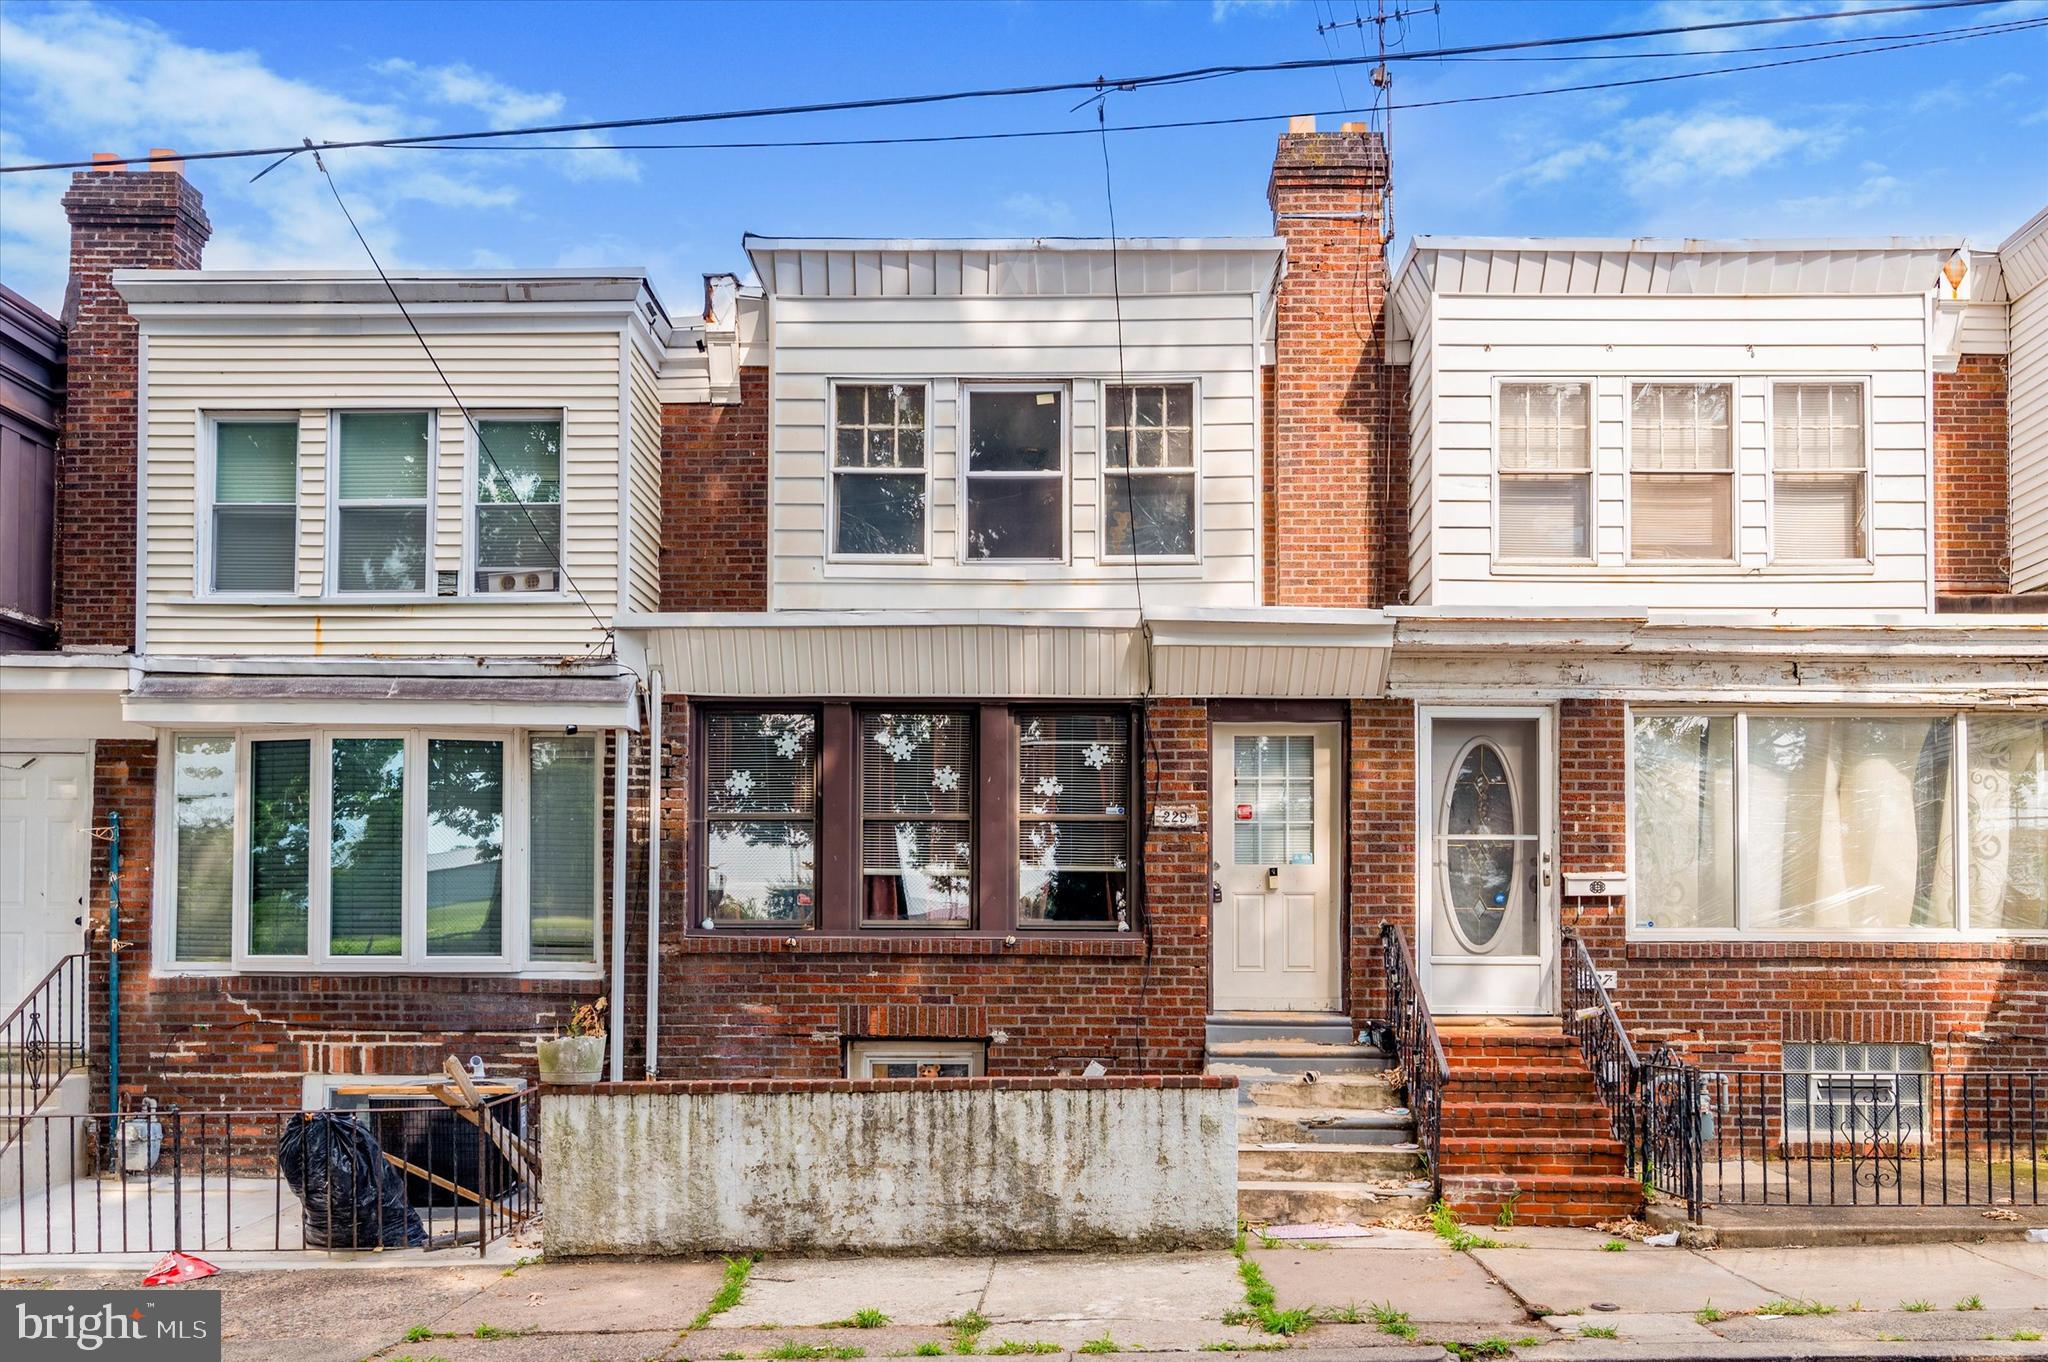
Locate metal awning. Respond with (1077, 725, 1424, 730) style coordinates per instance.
(122, 672, 640, 729)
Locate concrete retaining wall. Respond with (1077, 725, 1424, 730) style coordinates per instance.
(541, 1076, 1237, 1255)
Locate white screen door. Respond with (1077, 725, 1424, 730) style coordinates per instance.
(0, 750, 90, 1010)
(1210, 723, 1339, 1012)
(1419, 711, 1556, 1015)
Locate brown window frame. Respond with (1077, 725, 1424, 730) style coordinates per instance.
(696, 706, 824, 928)
(689, 701, 1140, 938)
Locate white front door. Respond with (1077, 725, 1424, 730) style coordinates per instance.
(1211, 723, 1340, 1012)
(0, 750, 90, 1009)
(1419, 711, 1556, 1015)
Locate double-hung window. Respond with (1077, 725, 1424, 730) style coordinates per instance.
(1497, 382, 1592, 561)
(703, 711, 820, 925)
(164, 729, 600, 971)
(1018, 711, 1131, 926)
(1772, 383, 1867, 561)
(334, 411, 432, 594)
(861, 712, 974, 924)
(832, 384, 927, 557)
(1630, 383, 1734, 561)
(964, 386, 1065, 561)
(210, 419, 299, 593)
(1103, 384, 1197, 559)
(473, 415, 564, 591)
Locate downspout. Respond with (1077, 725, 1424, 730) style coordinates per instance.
(644, 667, 663, 1079)
(608, 727, 629, 1083)
(106, 809, 122, 1116)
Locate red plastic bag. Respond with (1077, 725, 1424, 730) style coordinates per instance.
(142, 1251, 218, 1285)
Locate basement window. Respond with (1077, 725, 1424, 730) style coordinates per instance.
(1782, 1042, 1930, 1143)
(847, 1041, 986, 1079)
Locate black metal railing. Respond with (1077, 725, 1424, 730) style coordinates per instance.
(2, 953, 89, 1141)
(1381, 921, 1451, 1198)
(2, 1090, 539, 1258)
(1638, 1044, 1706, 1220)
(1560, 931, 1639, 1147)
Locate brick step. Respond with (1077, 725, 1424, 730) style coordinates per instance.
(1442, 1034, 1581, 1066)
(1437, 1135, 1630, 1177)
(1238, 1141, 1423, 1182)
(1440, 1100, 1618, 1139)
(1239, 1106, 1414, 1146)
(1227, 1070, 1405, 1111)
(1239, 1177, 1434, 1227)
(1442, 1172, 1644, 1228)
(1440, 1068, 1603, 1101)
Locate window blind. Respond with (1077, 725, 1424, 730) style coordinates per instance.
(1773, 384, 1865, 560)
(529, 735, 599, 959)
(248, 738, 311, 956)
(860, 711, 972, 922)
(1631, 384, 1733, 559)
(213, 421, 297, 592)
(1017, 711, 1130, 925)
(329, 737, 406, 956)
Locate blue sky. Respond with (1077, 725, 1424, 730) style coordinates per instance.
(3, 0, 2044, 315)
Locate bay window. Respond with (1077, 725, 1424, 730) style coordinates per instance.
(964, 386, 1065, 561)
(1630, 709, 2046, 936)
(1630, 383, 1733, 561)
(1497, 382, 1592, 561)
(210, 419, 299, 593)
(473, 415, 564, 591)
(1103, 384, 1197, 559)
(333, 411, 432, 594)
(162, 729, 599, 971)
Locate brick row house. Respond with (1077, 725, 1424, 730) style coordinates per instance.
(2, 129, 2043, 1230)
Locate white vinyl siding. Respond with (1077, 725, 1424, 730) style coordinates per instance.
(140, 325, 627, 655)
(764, 290, 1263, 611)
(2010, 280, 2048, 592)
(626, 337, 665, 613)
(1407, 292, 1933, 614)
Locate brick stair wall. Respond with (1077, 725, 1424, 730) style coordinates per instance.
(1437, 1028, 1643, 1227)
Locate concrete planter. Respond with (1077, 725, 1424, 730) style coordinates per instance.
(537, 1034, 605, 1085)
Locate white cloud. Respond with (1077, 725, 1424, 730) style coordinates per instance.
(1211, 0, 1294, 22)
(1778, 168, 1906, 218)
(1628, 112, 1813, 188)
(376, 59, 566, 125)
(556, 130, 642, 184)
(999, 192, 1076, 228)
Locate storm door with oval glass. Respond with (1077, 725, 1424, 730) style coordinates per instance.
(1419, 710, 1556, 1015)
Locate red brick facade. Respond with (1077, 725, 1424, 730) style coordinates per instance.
(661, 366, 770, 611)
(1934, 354, 2014, 598)
(58, 167, 210, 650)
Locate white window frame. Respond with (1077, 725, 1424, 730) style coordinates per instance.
(154, 727, 604, 976)
(846, 1040, 987, 1078)
(1490, 377, 1595, 566)
(827, 380, 933, 565)
(199, 411, 301, 599)
(1624, 706, 2045, 942)
(959, 382, 1070, 565)
(1099, 378, 1203, 565)
(1766, 378, 1875, 566)
(464, 408, 571, 597)
(325, 408, 438, 599)
(1623, 380, 1739, 565)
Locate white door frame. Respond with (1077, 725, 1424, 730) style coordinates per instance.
(0, 740, 94, 1008)
(1415, 705, 1558, 1016)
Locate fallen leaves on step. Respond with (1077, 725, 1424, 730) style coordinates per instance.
(1594, 1218, 1657, 1241)
(1982, 1207, 2022, 1221)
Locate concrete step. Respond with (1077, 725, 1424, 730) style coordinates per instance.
(1220, 1068, 1406, 1110)
(1204, 1012, 1358, 1048)
(1239, 1141, 1424, 1182)
(1239, 1177, 1434, 1226)
(1203, 1041, 1392, 1075)
(1238, 1105, 1414, 1145)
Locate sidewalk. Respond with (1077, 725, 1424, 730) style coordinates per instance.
(7, 1225, 2044, 1361)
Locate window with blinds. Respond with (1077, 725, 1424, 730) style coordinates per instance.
(1772, 383, 1866, 561)
(861, 712, 973, 924)
(1104, 384, 1196, 559)
(330, 736, 407, 956)
(171, 735, 235, 963)
(474, 417, 564, 590)
(212, 420, 298, 592)
(1630, 383, 1734, 561)
(248, 738, 311, 956)
(528, 734, 599, 959)
(1497, 383, 1592, 560)
(335, 411, 432, 593)
(1017, 711, 1131, 926)
(704, 712, 819, 924)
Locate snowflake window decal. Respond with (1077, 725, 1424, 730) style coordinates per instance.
(873, 728, 919, 763)
(722, 769, 756, 801)
(773, 730, 803, 761)
(1034, 777, 1064, 800)
(1081, 742, 1113, 770)
(932, 765, 960, 792)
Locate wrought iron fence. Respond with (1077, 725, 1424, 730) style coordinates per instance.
(1, 1090, 539, 1258)
(2, 953, 90, 1136)
(1560, 931, 1639, 1147)
(1380, 921, 1450, 1198)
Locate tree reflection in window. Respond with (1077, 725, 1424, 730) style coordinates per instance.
(1018, 712, 1130, 926)
(705, 712, 818, 924)
(862, 712, 972, 923)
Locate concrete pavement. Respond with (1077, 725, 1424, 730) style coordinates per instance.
(4, 1226, 2042, 1360)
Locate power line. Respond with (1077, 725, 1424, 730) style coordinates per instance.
(0, 0, 2008, 174)
(366, 18, 2045, 158)
(303, 145, 616, 653)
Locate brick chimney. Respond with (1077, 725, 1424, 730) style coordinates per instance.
(58, 155, 210, 651)
(1267, 118, 1403, 608)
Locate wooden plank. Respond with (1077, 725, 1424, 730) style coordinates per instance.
(382, 1151, 483, 1206)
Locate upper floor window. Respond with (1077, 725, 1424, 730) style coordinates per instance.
(833, 384, 927, 557)
(1630, 383, 1733, 561)
(1104, 384, 1196, 559)
(210, 418, 299, 593)
(964, 386, 1064, 561)
(1772, 383, 1866, 561)
(473, 415, 564, 592)
(1497, 382, 1592, 561)
(334, 411, 432, 593)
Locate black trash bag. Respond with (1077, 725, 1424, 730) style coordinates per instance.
(277, 1111, 427, 1249)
